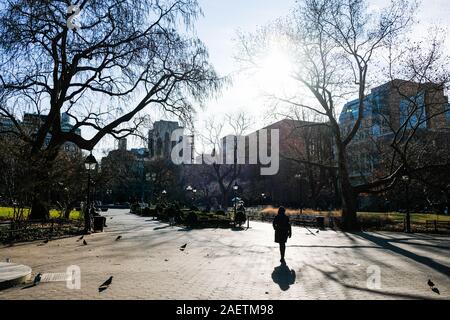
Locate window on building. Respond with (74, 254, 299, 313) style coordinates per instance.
(400, 92, 427, 129)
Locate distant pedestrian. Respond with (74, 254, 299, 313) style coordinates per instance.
(273, 207, 292, 264)
(444, 207, 448, 216)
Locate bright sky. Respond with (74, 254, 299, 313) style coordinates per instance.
(93, 0, 450, 158)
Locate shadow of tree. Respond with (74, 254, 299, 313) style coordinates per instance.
(271, 263, 296, 291)
(303, 262, 434, 300)
(356, 232, 450, 277)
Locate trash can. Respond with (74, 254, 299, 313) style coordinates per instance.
(316, 216, 325, 230)
(93, 216, 106, 232)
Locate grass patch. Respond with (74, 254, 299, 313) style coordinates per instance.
(0, 207, 82, 220)
(259, 205, 450, 223)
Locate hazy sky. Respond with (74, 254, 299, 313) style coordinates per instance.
(95, 0, 450, 157)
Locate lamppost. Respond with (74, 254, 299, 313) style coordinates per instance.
(193, 188, 197, 206)
(151, 173, 157, 204)
(295, 173, 303, 215)
(106, 189, 112, 204)
(402, 175, 411, 233)
(261, 193, 266, 205)
(84, 152, 98, 234)
(233, 182, 239, 218)
(186, 185, 193, 207)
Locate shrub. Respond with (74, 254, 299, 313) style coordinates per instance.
(130, 203, 142, 215)
(142, 207, 151, 216)
(216, 210, 226, 216)
(185, 211, 198, 226)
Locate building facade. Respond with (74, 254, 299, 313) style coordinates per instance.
(148, 120, 190, 161)
(339, 79, 450, 185)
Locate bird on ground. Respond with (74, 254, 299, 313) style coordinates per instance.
(428, 279, 435, 287)
(110, 217, 113, 219)
(432, 287, 440, 295)
(43, 239, 49, 244)
(99, 276, 113, 292)
(180, 244, 187, 251)
(316, 230, 320, 234)
(115, 236, 122, 241)
(33, 273, 42, 286)
(77, 235, 84, 242)
(83, 239, 88, 245)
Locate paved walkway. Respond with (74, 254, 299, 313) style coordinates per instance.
(0, 209, 449, 300)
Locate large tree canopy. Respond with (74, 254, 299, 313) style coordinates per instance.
(0, 0, 221, 155)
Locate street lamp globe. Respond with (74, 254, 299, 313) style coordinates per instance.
(162, 190, 167, 195)
(84, 152, 98, 171)
(186, 185, 193, 192)
(233, 182, 239, 191)
(193, 188, 197, 194)
(402, 175, 410, 182)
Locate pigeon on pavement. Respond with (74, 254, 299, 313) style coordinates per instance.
(77, 235, 84, 242)
(99, 276, 113, 292)
(115, 236, 122, 241)
(43, 239, 49, 244)
(33, 273, 42, 285)
(83, 239, 88, 245)
(428, 279, 435, 287)
(180, 244, 187, 251)
(432, 287, 440, 295)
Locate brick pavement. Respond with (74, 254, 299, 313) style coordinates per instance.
(0, 209, 448, 300)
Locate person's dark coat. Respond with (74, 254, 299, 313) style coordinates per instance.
(273, 213, 292, 243)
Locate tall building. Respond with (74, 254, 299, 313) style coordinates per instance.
(148, 120, 187, 160)
(339, 79, 450, 184)
(1, 112, 81, 154)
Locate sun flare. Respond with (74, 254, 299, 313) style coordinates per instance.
(257, 46, 295, 94)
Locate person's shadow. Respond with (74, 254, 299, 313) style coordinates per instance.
(271, 263, 296, 291)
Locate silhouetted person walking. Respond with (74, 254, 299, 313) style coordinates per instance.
(273, 207, 291, 263)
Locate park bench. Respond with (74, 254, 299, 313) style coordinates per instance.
(425, 220, 450, 232)
(290, 215, 318, 228)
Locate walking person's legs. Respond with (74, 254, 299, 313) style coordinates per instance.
(279, 243, 286, 263)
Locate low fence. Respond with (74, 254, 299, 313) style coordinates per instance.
(0, 218, 83, 243)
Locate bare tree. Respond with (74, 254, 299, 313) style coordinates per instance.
(236, 0, 445, 230)
(197, 112, 253, 208)
(0, 0, 221, 155)
(0, 0, 221, 219)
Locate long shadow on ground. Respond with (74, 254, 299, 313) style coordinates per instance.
(356, 232, 450, 277)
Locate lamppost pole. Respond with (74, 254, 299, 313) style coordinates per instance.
(295, 174, 303, 215)
(86, 169, 91, 230)
(186, 185, 193, 207)
(84, 152, 98, 234)
(233, 182, 239, 218)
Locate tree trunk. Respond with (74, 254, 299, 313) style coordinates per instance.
(221, 190, 228, 208)
(336, 143, 359, 231)
(29, 196, 50, 221)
